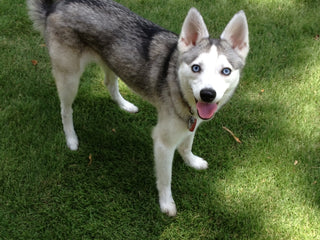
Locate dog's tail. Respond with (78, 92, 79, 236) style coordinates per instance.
(27, 0, 55, 35)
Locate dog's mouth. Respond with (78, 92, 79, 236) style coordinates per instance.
(195, 99, 219, 120)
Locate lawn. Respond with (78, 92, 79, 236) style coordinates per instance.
(0, 0, 319, 239)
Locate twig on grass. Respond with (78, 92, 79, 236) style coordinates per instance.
(222, 126, 242, 143)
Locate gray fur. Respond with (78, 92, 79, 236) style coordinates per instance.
(216, 39, 245, 69)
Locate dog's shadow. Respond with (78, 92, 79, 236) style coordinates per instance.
(74, 92, 158, 188)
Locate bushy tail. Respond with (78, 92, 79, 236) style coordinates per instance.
(27, 0, 55, 35)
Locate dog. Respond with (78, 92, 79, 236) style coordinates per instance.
(27, 0, 249, 216)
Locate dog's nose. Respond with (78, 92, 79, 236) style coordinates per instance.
(200, 88, 216, 102)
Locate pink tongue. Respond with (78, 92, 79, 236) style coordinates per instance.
(196, 102, 218, 120)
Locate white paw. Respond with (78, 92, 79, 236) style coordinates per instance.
(119, 101, 139, 113)
(186, 156, 208, 170)
(160, 199, 177, 217)
(66, 136, 79, 151)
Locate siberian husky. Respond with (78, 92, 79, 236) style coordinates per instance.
(28, 0, 249, 216)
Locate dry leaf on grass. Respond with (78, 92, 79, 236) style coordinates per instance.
(88, 154, 93, 166)
(31, 59, 38, 66)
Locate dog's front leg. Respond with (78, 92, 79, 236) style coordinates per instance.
(152, 125, 177, 217)
(178, 133, 208, 170)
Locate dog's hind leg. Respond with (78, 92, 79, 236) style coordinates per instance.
(53, 69, 81, 151)
(178, 133, 208, 170)
(51, 47, 84, 151)
(103, 66, 139, 113)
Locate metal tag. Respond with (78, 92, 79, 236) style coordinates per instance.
(188, 116, 197, 132)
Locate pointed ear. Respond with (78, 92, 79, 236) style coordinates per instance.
(178, 8, 209, 52)
(220, 11, 249, 60)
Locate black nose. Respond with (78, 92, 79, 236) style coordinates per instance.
(200, 88, 216, 102)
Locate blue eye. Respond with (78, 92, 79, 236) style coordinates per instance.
(191, 64, 201, 73)
(221, 68, 232, 76)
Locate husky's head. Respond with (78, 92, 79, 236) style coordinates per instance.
(177, 8, 249, 120)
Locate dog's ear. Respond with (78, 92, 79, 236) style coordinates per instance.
(220, 11, 249, 60)
(178, 8, 209, 52)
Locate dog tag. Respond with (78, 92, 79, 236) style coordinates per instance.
(188, 116, 197, 132)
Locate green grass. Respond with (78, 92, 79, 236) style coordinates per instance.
(0, 0, 320, 239)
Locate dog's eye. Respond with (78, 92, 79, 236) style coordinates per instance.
(221, 67, 232, 76)
(191, 64, 201, 73)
